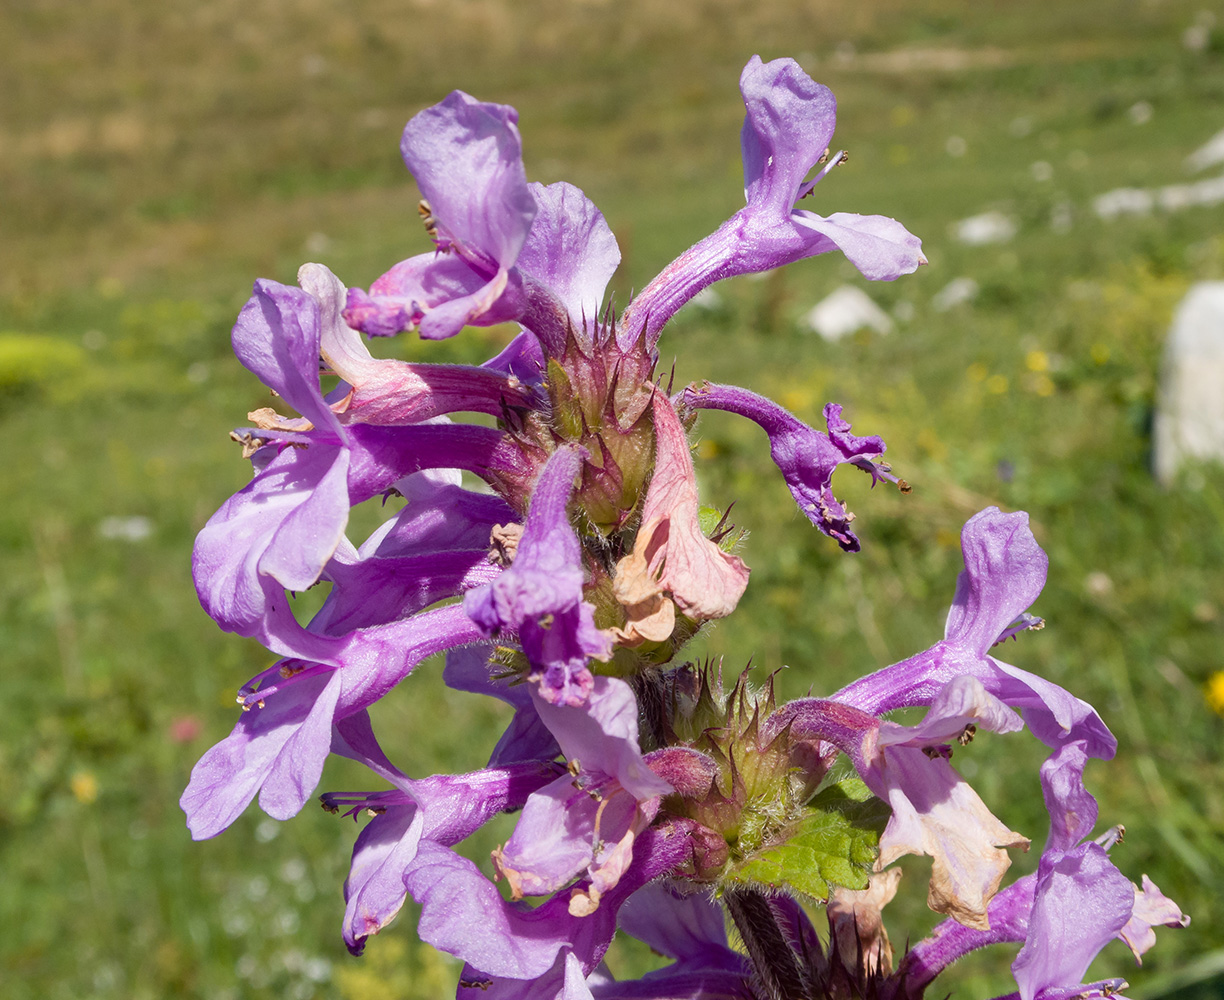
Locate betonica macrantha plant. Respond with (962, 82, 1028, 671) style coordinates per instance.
(182, 55, 1187, 1000)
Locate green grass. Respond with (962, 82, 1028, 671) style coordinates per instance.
(3, 2, 1224, 998)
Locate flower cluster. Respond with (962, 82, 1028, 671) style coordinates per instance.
(183, 56, 1187, 1000)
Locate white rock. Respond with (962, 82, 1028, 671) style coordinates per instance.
(799, 285, 893, 341)
(951, 210, 1016, 245)
(1159, 174, 1224, 210)
(1050, 200, 1073, 233)
(1093, 187, 1154, 219)
(1154, 282, 1224, 485)
(932, 277, 979, 312)
(1186, 127, 1224, 172)
(1184, 23, 1211, 51)
(1096, 175, 1224, 219)
(303, 231, 331, 255)
(98, 515, 153, 541)
(1184, 13, 1215, 53)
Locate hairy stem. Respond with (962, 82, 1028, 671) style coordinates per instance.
(724, 888, 812, 1000)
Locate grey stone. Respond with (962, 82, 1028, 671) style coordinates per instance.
(799, 285, 893, 341)
(1154, 282, 1224, 485)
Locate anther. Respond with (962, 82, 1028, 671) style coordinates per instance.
(418, 199, 438, 240)
(799, 150, 849, 199)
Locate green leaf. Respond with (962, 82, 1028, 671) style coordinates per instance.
(725, 777, 889, 899)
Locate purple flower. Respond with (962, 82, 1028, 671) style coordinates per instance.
(320, 712, 559, 955)
(1011, 840, 1135, 1000)
(1010, 744, 1189, 1000)
(491, 677, 673, 913)
(345, 104, 619, 355)
(186, 454, 528, 839)
(770, 508, 1120, 929)
(835, 507, 1115, 761)
(343, 92, 538, 341)
(896, 741, 1188, 1000)
(179, 603, 487, 839)
(194, 265, 532, 655)
(621, 55, 925, 348)
(771, 683, 1030, 929)
(464, 445, 613, 706)
(186, 452, 527, 839)
(348, 56, 922, 360)
(682, 382, 896, 551)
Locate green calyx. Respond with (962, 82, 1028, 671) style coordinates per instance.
(659, 665, 888, 900)
(541, 322, 657, 535)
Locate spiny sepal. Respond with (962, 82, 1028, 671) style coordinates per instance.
(656, 666, 889, 899)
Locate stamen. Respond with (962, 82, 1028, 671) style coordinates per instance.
(993, 612, 1046, 646)
(798, 150, 849, 200)
(237, 662, 333, 709)
(850, 455, 910, 492)
(229, 430, 269, 459)
(319, 789, 405, 821)
(417, 199, 438, 240)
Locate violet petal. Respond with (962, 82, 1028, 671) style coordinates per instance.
(683, 383, 886, 550)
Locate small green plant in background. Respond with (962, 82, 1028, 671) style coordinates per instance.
(0, 333, 85, 402)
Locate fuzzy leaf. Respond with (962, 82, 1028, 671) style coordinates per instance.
(726, 777, 889, 899)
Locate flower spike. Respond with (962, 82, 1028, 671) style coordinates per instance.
(183, 53, 1184, 1000)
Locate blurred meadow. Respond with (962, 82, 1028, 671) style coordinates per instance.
(3, 0, 1224, 997)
